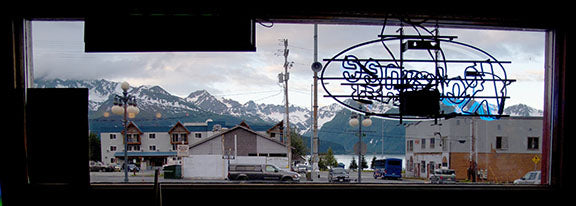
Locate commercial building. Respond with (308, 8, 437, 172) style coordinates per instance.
(405, 116, 543, 182)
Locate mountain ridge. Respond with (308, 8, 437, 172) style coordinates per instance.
(34, 78, 543, 154)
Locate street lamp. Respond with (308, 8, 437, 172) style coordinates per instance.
(349, 106, 371, 183)
(111, 81, 139, 182)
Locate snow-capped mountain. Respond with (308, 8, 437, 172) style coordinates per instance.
(34, 79, 202, 119)
(33, 79, 342, 134)
(184, 89, 339, 134)
(34, 78, 124, 112)
(34, 78, 543, 139)
(34, 78, 544, 154)
(504, 103, 543, 116)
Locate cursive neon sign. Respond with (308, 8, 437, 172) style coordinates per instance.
(320, 21, 515, 122)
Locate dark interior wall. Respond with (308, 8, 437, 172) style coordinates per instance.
(25, 88, 89, 186)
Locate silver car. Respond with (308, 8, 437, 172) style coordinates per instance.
(514, 171, 541, 184)
(430, 168, 456, 184)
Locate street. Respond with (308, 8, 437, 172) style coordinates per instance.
(90, 170, 427, 184)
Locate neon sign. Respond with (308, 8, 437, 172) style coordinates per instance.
(320, 21, 515, 122)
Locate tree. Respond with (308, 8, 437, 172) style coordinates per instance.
(319, 147, 338, 170)
(361, 155, 369, 169)
(289, 130, 308, 159)
(88, 132, 101, 162)
(349, 157, 358, 170)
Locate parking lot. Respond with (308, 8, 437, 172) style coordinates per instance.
(90, 170, 427, 184)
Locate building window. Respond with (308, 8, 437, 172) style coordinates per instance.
(496, 136, 508, 150)
(110, 146, 116, 151)
(110, 134, 116, 139)
(127, 134, 139, 143)
(421, 138, 426, 149)
(149, 133, 155, 139)
(172, 133, 188, 143)
(528, 137, 539, 150)
(430, 138, 435, 149)
(195, 133, 202, 138)
(149, 145, 156, 151)
(421, 161, 426, 172)
(128, 145, 140, 151)
(407, 140, 413, 152)
(441, 138, 448, 151)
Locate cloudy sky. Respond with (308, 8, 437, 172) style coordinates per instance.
(32, 21, 546, 110)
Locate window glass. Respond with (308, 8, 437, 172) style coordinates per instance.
(265, 165, 276, 172)
(31, 20, 546, 185)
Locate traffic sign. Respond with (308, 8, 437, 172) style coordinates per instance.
(532, 155, 540, 164)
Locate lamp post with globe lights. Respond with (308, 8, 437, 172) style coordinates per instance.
(349, 103, 372, 183)
(111, 81, 140, 182)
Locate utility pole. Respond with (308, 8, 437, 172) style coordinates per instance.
(281, 39, 292, 170)
(469, 117, 477, 182)
(311, 24, 321, 180)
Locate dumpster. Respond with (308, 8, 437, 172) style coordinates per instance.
(163, 165, 182, 179)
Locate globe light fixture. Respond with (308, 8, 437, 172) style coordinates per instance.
(126, 105, 140, 116)
(362, 117, 372, 127)
(121, 81, 130, 91)
(111, 104, 124, 115)
(349, 117, 359, 127)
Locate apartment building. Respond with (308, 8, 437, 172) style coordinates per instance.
(100, 119, 225, 169)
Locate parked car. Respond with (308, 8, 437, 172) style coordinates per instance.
(113, 164, 122, 172)
(514, 171, 541, 184)
(89, 161, 105, 172)
(328, 167, 350, 183)
(228, 164, 300, 182)
(122, 163, 140, 172)
(430, 168, 456, 184)
(101, 163, 117, 172)
(295, 164, 309, 173)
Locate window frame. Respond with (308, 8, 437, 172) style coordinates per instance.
(7, 11, 569, 204)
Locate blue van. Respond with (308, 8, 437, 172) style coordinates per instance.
(373, 158, 402, 179)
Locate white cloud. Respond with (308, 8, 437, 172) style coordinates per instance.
(32, 21, 546, 109)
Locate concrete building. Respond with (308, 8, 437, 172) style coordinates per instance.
(100, 119, 225, 169)
(405, 116, 543, 182)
